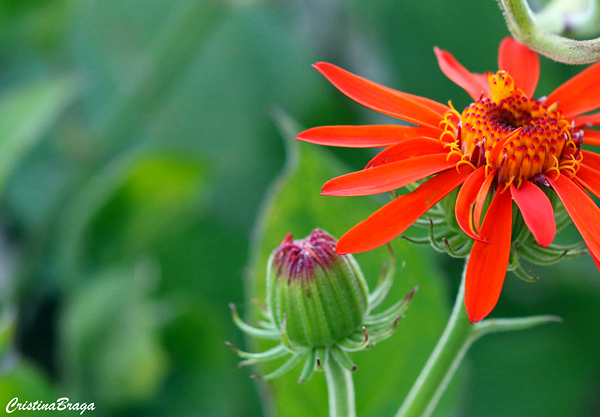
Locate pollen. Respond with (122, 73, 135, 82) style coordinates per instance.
(439, 71, 582, 188)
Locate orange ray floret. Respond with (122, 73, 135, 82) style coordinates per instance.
(365, 137, 448, 168)
(575, 165, 600, 199)
(580, 129, 600, 147)
(498, 37, 539, 98)
(547, 174, 600, 261)
(547, 60, 600, 117)
(322, 154, 459, 197)
(297, 37, 600, 322)
(336, 167, 473, 255)
(434, 47, 490, 101)
(313, 62, 444, 128)
(465, 189, 513, 323)
(297, 125, 442, 148)
(510, 181, 555, 248)
(455, 166, 488, 243)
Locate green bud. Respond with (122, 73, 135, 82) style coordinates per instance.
(228, 228, 415, 382)
(266, 229, 369, 348)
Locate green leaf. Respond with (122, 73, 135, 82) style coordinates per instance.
(0, 310, 16, 358)
(59, 263, 169, 406)
(0, 360, 56, 406)
(56, 151, 206, 285)
(245, 114, 455, 417)
(0, 76, 78, 191)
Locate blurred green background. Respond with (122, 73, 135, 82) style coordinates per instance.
(0, 0, 599, 416)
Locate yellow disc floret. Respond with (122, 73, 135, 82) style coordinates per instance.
(439, 71, 582, 189)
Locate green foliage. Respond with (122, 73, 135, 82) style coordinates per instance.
(60, 264, 168, 405)
(0, 76, 78, 191)
(0, 361, 56, 406)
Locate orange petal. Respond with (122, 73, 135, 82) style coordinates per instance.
(366, 137, 447, 168)
(510, 180, 555, 247)
(377, 84, 449, 116)
(474, 168, 496, 232)
(434, 47, 491, 100)
(574, 112, 600, 128)
(582, 150, 600, 171)
(336, 166, 473, 254)
(465, 189, 513, 323)
(591, 252, 600, 272)
(296, 125, 442, 148)
(314, 62, 444, 128)
(488, 128, 523, 166)
(574, 164, 600, 199)
(582, 129, 600, 147)
(455, 166, 489, 242)
(322, 154, 457, 196)
(547, 60, 600, 117)
(546, 174, 600, 262)
(498, 37, 539, 98)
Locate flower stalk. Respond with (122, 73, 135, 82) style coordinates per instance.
(395, 259, 561, 417)
(497, 0, 600, 64)
(324, 352, 356, 417)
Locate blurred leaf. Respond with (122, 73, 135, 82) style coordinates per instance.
(0, 360, 55, 406)
(0, 76, 78, 191)
(0, 310, 16, 358)
(91, 154, 206, 254)
(74, 0, 223, 147)
(57, 151, 206, 285)
(59, 263, 168, 407)
(244, 113, 456, 417)
(0, 0, 73, 53)
(143, 6, 323, 228)
(156, 298, 261, 417)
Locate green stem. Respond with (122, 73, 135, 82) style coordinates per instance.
(395, 259, 562, 417)
(497, 0, 600, 64)
(324, 351, 356, 417)
(395, 261, 471, 417)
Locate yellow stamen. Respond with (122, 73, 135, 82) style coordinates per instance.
(456, 157, 477, 172)
(438, 68, 581, 190)
(488, 71, 515, 103)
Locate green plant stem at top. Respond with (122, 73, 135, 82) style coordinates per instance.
(497, 0, 600, 64)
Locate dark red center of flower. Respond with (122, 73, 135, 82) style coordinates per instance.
(440, 71, 582, 189)
(273, 229, 339, 283)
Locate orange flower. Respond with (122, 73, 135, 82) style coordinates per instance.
(297, 37, 600, 323)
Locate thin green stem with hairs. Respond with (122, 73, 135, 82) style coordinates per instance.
(324, 352, 356, 417)
(497, 0, 600, 64)
(395, 258, 561, 417)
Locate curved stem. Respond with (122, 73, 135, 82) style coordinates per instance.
(324, 351, 356, 417)
(497, 0, 600, 64)
(395, 259, 562, 417)
(395, 261, 471, 417)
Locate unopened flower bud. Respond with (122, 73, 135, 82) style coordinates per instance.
(267, 229, 369, 348)
(228, 228, 416, 383)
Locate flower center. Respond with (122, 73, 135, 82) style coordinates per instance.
(440, 71, 582, 189)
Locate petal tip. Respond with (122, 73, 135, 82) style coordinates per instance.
(335, 239, 354, 255)
(465, 300, 491, 323)
(466, 310, 482, 324)
(475, 236, 490, 244)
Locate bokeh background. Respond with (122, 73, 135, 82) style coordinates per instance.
(0, 0, 599, 416)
